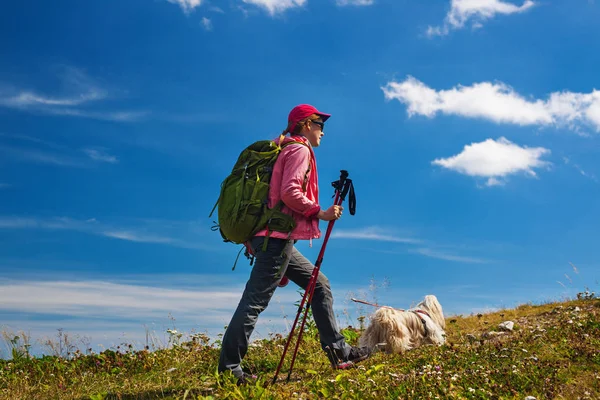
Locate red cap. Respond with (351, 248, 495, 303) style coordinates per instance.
(287, 104, 331, 133)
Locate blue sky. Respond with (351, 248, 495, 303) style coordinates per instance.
(1, 0, 599, 356)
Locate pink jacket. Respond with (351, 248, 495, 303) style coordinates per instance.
(254, 135, 321, 240)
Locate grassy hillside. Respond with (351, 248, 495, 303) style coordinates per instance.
(1, 294, 599, 399)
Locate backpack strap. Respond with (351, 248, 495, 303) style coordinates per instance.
(261, 138, 312, 252)
(280, 139, 312, 192)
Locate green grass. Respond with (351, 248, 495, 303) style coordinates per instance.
(1, 296, 599, 399)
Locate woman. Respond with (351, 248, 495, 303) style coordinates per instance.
(218, 104, 371, 384)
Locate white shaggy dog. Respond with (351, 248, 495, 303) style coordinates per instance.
(358, 295, 446, 354)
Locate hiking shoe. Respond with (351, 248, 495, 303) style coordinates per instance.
(328, 346, 372, 370)
(236, 372, 257, 386)
(346, 346, 372, 364)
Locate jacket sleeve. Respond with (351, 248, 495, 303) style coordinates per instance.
(280, 145, 321, 218)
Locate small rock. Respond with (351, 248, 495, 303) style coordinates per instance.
(482, 331, 505, 339)
(166, 367, 177, 373)
(524, 396, 537, 400)
(499, 321, 515, 331)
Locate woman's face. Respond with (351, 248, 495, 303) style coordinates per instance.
(304, 119, 324, 147)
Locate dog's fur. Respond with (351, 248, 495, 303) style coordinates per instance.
(358, 295, 446, 354)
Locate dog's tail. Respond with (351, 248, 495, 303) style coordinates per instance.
(359, 307, 410, 353)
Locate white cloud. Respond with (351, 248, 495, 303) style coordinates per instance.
(428, 0, 535, 36)
(201, 17, 213, 31)
(432, 137, 550, 186)
(83, 148, 118, 164)
(0, 67, 147, 122)
(166, 0, 202, 14)
(336, 0, 375, 6)
(0, 216, 212, 250)
(242, 0, 306, 15)
(382, 76, 600, 132)
(331, 226, 421, 244)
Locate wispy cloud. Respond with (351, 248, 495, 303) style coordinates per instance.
(0, 274, 309, 356)
(0, 132, 66, 150)
(0, 68, 106, 107)
(102, 231, 177, 245)
(336, 0, 374, 6)
(242, 0, 306, 16)
(337, 226, 499, 264)
(45, 108, 148, 122)
(1, 89, 105, 107)
(432, 137, 551, 186)
(0, 279, 242, 319)
(83, 148, 119, 164)
(1, 134, 119, 167)
(0, 183, 9, 189)
(0, 66, 147, 122)
(331, 226, 421, 244)
(201, 17, 213, 31)
(563, 157, 598, 183)
(427, 0, 535, 37)
(382, 76, 600, 133)
(0, 144, 85, 167)
(166, 0, 202, 14)
(411, 248, 490, 263)
(0, 216, 211, 250)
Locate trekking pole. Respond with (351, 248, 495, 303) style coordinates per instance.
(272, 170, 355, 384)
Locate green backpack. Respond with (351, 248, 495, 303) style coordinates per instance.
(209, 135, 309, 246)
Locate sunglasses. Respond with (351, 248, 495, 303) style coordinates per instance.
(311, 120, 324, 131)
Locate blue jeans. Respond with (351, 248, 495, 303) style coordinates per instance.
(218, 236, 351, 377)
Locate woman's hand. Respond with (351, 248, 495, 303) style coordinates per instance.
(317, 205, 343, 221)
